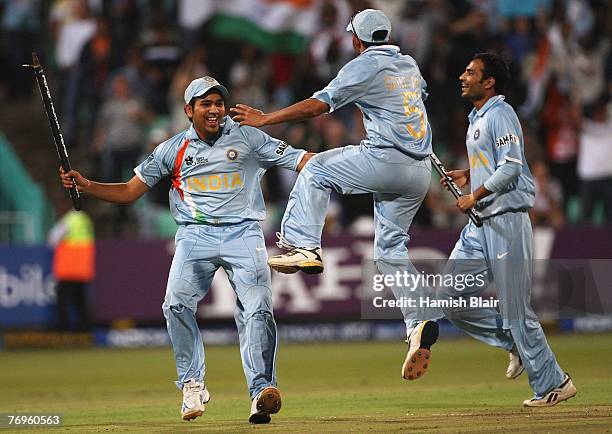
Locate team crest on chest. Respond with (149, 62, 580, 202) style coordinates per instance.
(473, 129, 480, 140)
(226, 149, 239, 161)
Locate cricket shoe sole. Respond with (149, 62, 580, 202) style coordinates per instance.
(268, 248, 323, 274)
(249, 387, 282, 424)
(402, 321, 439, 380)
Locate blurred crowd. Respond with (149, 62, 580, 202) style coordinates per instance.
(0, 0, 611, 239)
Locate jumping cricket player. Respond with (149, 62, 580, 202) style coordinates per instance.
(231, 9, 442, 381)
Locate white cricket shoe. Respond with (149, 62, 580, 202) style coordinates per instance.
(249, 386, 282, 424)
(181, 379, 210, 421)
(402, 320, 439, 380)
(506, 345, 525, 379)
(268, 247, 323, 274)
(523, 373, 577, 407)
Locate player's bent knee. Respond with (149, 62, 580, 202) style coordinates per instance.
(243, 301, 274, 319)
(248, 309, 274, 323)
(162, 302, 197, 319)
(507, 318, 543, 334)
(163, 278, 199, 310)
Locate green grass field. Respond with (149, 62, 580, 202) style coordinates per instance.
(1, 333, 611, 433)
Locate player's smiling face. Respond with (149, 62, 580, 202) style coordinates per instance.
(186, 92, 226, 139)
(459, 59, 488, 101)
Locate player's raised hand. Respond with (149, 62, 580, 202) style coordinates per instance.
(441, 169, 469, 190)
(230, 104, 267, 127)
(59, 166, 90, 193)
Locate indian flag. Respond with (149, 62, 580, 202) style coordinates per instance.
(207, 0, 318, 54)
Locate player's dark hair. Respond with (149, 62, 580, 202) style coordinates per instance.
(472, 52, 510, 94)
(360, 30, 389, 47)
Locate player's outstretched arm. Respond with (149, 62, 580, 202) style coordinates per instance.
(59, 167, 149, 204)
(230, 99, 329, 127)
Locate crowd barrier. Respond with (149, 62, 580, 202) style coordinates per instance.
(1, 226, 610, 329)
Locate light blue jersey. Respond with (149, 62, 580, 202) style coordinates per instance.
(135, 116, 305, 225)
(145, 115, 301, 398)
(280, 43, 437, 330)
(466, 95, 535, 218)
(435, 95, 566, 400)
(312, 45, 432, 159)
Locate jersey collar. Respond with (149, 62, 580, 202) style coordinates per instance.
(468, 94, 505, 123)
(362, 44, 400, 55)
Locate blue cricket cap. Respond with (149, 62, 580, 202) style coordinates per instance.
(184, 76, 229, 104)
(346, 9, 391, 43)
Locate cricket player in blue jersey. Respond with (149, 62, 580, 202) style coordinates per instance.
(439, 52, 576, 406)
(232, 9, 442, 381)
(60, 76, 314, 423)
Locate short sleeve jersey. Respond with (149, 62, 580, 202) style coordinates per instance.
(135, 116, 305, 225)
(466, 95, 535, 217)
(312, 45, 432, 159)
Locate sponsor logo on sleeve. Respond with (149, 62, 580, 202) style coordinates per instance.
(495, 133, 519, 147)
(275, 141, 289, 156)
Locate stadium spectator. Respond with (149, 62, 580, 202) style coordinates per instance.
(92, 73, 152, 234)
(1, 0, 610, 236)
(577, 95, 612, 224)
(519, 1, 569, 118)
(504, 16, 536, 68)
(446, 6, 494, 151)
(570, 31, 610, 107)
(76, 16, 113, 141)
(169, 45, 210, 133)
(394, 0, 436, 66)
(105, 44, 154, 105)
(308, 1, 352, 86)
(530, 159, 565, 227)
(50, 0, 97, 144)
(141, 16, 182, 114)
(228, 45, 270, 111)
(176, 0, 215, 51)
(540, 77, 580, 209)
(107, 0, 142, 70)
(1, 0, 42, 99)
(47, 202, 95, 331)
(93, 73, 152, 183)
